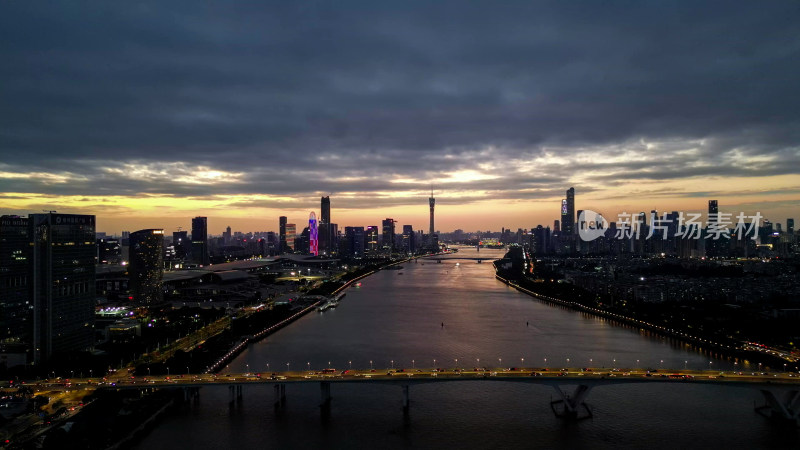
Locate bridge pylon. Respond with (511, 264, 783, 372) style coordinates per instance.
(273, 383, 286, 409)
(402, 385, 410, 417)
(320, 381, 332, 417)
(756, 389, 800, 424)
(550, 384, 593, 420)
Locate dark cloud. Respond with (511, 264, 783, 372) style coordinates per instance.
(1, 0, 799, 207)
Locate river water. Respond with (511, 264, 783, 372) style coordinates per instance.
(137, 248, 798, 449)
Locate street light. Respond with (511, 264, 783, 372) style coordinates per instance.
(349, 361, 352, 370)
(287, 362, 290, 371)
(167, 367, 170, 376)
(455, 359, 458, 369)
(412, 360, 415, 369)
(521, 358, 524, 367)
(370, 360, 374, 370)
(307, 362, 311, 371)
(391, 360, 394, 369)
(544, 358, 547, 366)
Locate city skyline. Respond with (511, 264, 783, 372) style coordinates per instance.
(1, 2, 799, 233)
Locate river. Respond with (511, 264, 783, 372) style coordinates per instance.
(136, 247, 798, 449)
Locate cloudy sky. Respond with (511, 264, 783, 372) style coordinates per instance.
(1, 1, 799, 234)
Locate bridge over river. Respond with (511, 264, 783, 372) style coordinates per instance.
(36, 367, 800, 422)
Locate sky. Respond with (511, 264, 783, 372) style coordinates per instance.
(1, 1, 799, 235)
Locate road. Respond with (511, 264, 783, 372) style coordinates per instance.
(20, 367, 800, 391)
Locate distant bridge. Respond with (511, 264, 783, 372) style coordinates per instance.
(35, 367, 800, 423)
(420, 256, 496, 261)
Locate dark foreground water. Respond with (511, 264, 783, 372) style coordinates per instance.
(137, 248, 799, 449)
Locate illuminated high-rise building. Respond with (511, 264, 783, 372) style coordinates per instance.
(0, 215, 32, 364)
(320, 196, 331, 254)
(788, 218, 795, 235)
(191, 216, 209, 266)
(366, 226, 379, 253)
(708, 200, 719, 217)
(279, 216, 287, 253)
(402, 225, 416, 253)
(562, 187, 575, 235)
(286, 223, 296, 251)
(129, 229, 164, 304)
(309, 212, 318, 256)
(29, 213, 96, 363)
(344, 226, 365, 256)
(382, 218, 396, 251)
(429, 191, 435, 235)
(172, 231, 190, 259)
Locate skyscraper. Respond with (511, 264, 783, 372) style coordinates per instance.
(366, 226, 379, 253)
(429, 190, 435, 235)
(402, 225, 416, 254)
(344, 226, 365, 256)
(562, 187, 575, 235)
(29, 213, 96, 363)
(788, 218, 795, 235)
(0, 216, 31, 364)
(320, 196, 331, 254)
(129, 229, 164, 304)
(191, 216, 209, 266)
(709, 200, 718, 218)
(279, 216, 287, 253)
(382, 218, 396, 251)
(286, 223, 296, 251)
(172, 230, 190, 259)
(98, 238, 122, 264)
(309, 212, 318, 256)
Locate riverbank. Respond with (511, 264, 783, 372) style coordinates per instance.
(494, 265, 793, 371)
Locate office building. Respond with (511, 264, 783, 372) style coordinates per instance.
(98, 238, 122, 264)
(309, 212, 318, 256)
(562, 187, 575, 235)
(0, 216, 32, 364)
(320, 196, 331, 254)
(29, 213, 96, 363)
(279, 216, 288, 253)
(286, 223, 296, 251)
(129, 229, 164, 304)
(191, 216, 209, 266)
(382, 218, 396, 251)
(402, 225, 416, 253)
(344, 226, 365, 256)
(172, 230, 190, 259)
(429, 191, 435, 235)
(366, 226, 379, 253)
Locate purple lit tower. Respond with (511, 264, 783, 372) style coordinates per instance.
(309, 212, 318, 256)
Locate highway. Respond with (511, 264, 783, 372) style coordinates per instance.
(19, 367, 800, 391)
